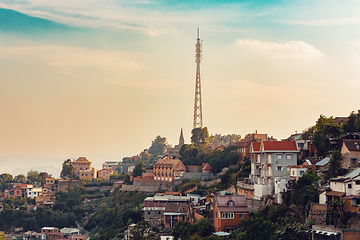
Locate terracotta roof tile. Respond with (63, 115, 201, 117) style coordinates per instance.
(263, 141, 298, 151)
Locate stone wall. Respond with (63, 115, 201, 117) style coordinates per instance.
(120, 181, 171, 192)
(308, 203, 327, 225)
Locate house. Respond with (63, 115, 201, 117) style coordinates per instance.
(102, 161, 121, 171)
(153, 156, 186, 183)
(35, 195, 54, 207)
(4, 186, 23, 198)
(213, 195, 250, 232)
(162, 204, 191, 229)
(73, 157, 97, 179)
(57, 179, 80, 191)
(315, 157, 331, 175)
(341, 139, 360, 170)
(26, 185, 43, 199)
(41, 227, 59, 235)
(60, 228, 80, 239)
(73, 234, 87, 240)
(319, 168, 360, 206)
(249, 141, 299, 199)
(234, 131, 273, 159)
(97, 168, 114, 180)
(143, 195, 191, 224)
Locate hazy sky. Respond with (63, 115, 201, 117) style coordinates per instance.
(1, 0, 360, 176)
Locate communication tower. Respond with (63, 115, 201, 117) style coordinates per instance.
(193, 28, 203, 129)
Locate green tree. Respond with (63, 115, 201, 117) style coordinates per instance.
(38, 172, 49, 184)
(328, 199, 358, 228)
(60, 159, 76, 180)
(326, 150, 347, 180)
(148, 136, 168, 158)
(191, 127, 210, 147)
(311, 115, 341, 157)
(0, 173, 13, 183)
(27, 170, 40, 183)
(210, 133, 241, 146)
(13, 174, 26, 183)
(342, 111, 360, 133)
(133, 161, 146, 178)
(179, 144, 201, 165)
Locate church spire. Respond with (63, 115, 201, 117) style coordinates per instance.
(179, 128, 185, 147)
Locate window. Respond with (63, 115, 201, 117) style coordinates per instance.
(221, 212, 234, 219)
(277, 154, 282, 160)
(348, 184, 352, 189)
(239, 214, 244, 219)
(300, 170, 305, 176)
(277, 166, 283, 171)
(287, 154, 292, 160)
(228, 200, 234, 206)
(356, 180, 360, 185)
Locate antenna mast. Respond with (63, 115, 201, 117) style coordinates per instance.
(193, 28, 203, 129)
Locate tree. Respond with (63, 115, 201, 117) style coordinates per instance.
(38, 172, 49, 184)
(210, 133, 241, 146)
(342, 111, 360, 133)
(27, 170, 40, 183)
(130, 221, 158, 240)
(13, 174, 26, 183)
(148, 136, 168, 157)
(326, 150, 346, 180)
(133, 161, 146, 178)
(60, 159, 76, 180)
(0, 173, 13, 183)
(311, 115, 341, 157)
(191, 127, 210, 147)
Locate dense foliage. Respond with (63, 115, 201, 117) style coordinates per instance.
(171, 218, 215, 240)
(230, 205, 305, 240)
(282, 172, 319, 215)
(84, 190, 149, 240)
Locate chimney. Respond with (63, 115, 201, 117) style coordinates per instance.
(255, 130, 257, 134)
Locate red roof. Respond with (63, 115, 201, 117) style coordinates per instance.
(251, 142, 261, 152)
(262, 141, 298, 151)
(215, 195, 250, 213)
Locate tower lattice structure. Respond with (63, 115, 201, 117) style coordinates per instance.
(193, 28, 203, 129)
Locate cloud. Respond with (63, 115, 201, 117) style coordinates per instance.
(281, 18, 360, 26)
(0, 45, 140, 73)
(236, 38, 322, 59)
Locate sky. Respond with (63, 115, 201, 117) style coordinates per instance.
(1, 0, 360, 177)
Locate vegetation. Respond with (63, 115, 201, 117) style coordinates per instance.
(282, 172, 319, 215)
(171, 218, 215, 240)
(133, 161, 146, 178)
(230, 205, 305, 240)
(60, 159, 76, 180)
(210, 133, 241, 146)
(85, 190, 149, 240)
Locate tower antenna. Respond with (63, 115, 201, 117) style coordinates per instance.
(193, 28, 203, 129)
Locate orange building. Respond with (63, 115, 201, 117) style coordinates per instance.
(73, 157, 97, 179)
(153, 156, 186, 183)
(213, 195, 250, 232)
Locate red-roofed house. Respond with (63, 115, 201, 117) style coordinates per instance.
(213, 195, 250, 232)
(249, 141, 299, 199)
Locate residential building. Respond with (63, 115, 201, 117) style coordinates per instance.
(213, 195, 250, 232)
(162, 204, 191, 229)
(35, 195, 54, 207)
(143, 195, 191, 224)
(235, 131, 274, 159)
(41, 227, 59, 235)
(73, 234, 87, 240)
(102, 161, 121, 172)
(26, 185, 43, 198)
(60, 228, 80, 239)
(153, 156, 186, 183)
(73, 157, 97, 179)
(340, 139, 360, 170)
(4, 186, 23, 198)
(97, 168, 114, 180)
(249, 141, 299, 199)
